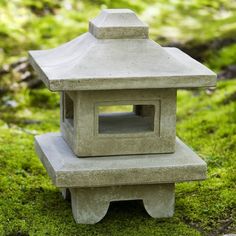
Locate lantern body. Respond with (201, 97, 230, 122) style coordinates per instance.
(61, 89, 176, 156)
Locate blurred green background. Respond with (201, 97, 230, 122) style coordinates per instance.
(0, 1, 235, 236)
(1, 0, 236, 90)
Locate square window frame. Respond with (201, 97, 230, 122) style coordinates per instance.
(94, 100, 160, 138)
(60, 89, 177, 157)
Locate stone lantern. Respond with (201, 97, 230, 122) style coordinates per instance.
(29, 9, 216, 224)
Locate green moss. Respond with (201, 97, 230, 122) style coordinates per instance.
(0, 80, 235, 235)
(28, 89, 60, 109)
(206, 44, 236, 71)
(175, 80, 236, 234)
(0, 0, 236, 234)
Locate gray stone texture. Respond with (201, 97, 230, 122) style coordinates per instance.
(89, 9, 149, 39)
(60, 89, 177, 156)
(70, 184, 174, 224)
(35, 133, 206, 188)
(28, 10, 216, 91)
(35, 133, 205, 224)
(29, 9, 215, 224)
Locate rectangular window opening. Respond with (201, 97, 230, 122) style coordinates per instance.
(98, 104, 155, 134)
(64, 92, 74, 127)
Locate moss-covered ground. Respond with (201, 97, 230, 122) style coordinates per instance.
(0, 80, 235, 236)
(1, 0, 236, 235)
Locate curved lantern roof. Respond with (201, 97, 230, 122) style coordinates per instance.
(29, 9, 216, 91)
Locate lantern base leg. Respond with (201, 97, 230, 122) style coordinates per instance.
(60, 188, 71, 200)
(70, 188, 110, 224)
(143, 184, 175, 218)
(68, 183, 175, 224)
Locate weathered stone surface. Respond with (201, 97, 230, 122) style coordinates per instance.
(89, 9, 149, 39)
(28, 10, 216, 91)
(70, 184, 174, 224)
(30, 9, 211, 224)
(60, 89, 177, 156)
(35, 133, 206, 188)
(35, 133, 206, 224)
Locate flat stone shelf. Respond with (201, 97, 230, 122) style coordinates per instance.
(35, 133, 206, 187)
(99, 112, 154, 134)
(35, 133, 206, 224)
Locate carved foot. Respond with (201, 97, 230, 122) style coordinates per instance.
(68, 184, 175, 224)
(143, 184, 175, 218)
(70, 188, 110, 224)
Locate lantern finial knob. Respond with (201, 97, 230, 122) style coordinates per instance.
(89, 9, 149, 39)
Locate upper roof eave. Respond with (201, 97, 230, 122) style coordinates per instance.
(29, 9, 217, 91)
(29, 35, 216, 91)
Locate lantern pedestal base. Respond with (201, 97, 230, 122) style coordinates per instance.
(62, 184, 174, 224)
(35, 133, 206, 224)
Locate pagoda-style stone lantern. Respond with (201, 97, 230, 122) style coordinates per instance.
(29, 9, 216, 224)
